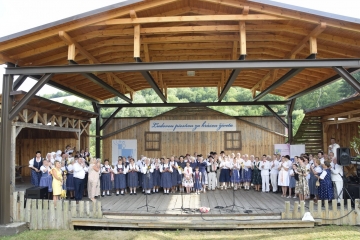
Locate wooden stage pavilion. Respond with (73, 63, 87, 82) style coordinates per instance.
(1, 0, 360, 229)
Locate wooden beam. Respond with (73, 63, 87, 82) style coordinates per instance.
(309, 37, 317, 54)
(323, 109, 360, 120)
(0, 53, 16, 64)
(242, 6, 250, 15)
(130, 10, 137, 19)
(323, 117, 360, 125)
(239, 21, 246, 55)
(67, 44, 76, 61)
(232, 41, 237, 60)
(14, 122, 81, 133)
(144, 43, 150, 62)
(134, 25, 141, 58)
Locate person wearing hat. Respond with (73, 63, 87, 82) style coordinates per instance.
(29, 151, 43, 186)
(207, 156, 217, 191)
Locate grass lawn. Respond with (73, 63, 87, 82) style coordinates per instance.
(1, 226, 360, 240)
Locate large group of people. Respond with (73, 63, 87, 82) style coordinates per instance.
(29, 138, 344, 207)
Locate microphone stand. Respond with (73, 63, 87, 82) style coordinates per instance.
(337, 172, 355, 205)
(172, 168, 187, 213)
(137, 168, 155, 212)
(225, 165, 242, 212)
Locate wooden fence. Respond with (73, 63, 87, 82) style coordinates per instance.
(11, 191, 103, 230)
(282, 199, 360, 225)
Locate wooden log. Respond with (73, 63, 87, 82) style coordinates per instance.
(92, 201, 97, 218)
(37, 199, 43, 230)
(43, 200, 49, 229)
(332, 200, 338, 225)
(12, 192, 18, 222)
(30, 199, 37, 230)
(356, 199, 360, 226)
(19, 191, 25, 222)
(317, 200, 322, 225)
(63, 201, 69, 230)
(284, 201, 291, 219)
(324, 200, 329, 225)
(340, 199, 344, 225)
(71, 201, 77, 218)
(97, 201, 102, 218)
(300, 201, 305, 217)
(85, 201, 90, 217)
(56, 200, 63, 229)
(49, 200, 56, 229)
(293, 201, 299, 219)
(309, 200, 314, 219)
(79, 201, 85, 218)
(25, 198, 31, 223)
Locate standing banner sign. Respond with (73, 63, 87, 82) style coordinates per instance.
(274, 144, 290, 156)
(112, 139, 137, 166)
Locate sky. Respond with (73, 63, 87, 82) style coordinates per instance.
(0, 0, 359, 95)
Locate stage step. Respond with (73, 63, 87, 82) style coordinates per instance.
(71, 216, 315, 229)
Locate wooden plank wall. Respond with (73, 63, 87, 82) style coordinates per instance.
(325, 122, 360, 156)
(103, 107, 285, 159)
(16, 128, 89, 177)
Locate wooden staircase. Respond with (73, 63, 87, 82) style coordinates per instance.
(293, 116, 323, 155)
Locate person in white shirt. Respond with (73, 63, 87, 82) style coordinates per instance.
(29, 151, 43, 186)
(142, 158, 154, 195)
(73, 158, 87, 203)
(270, 154, 280, 193)
(318, 151, 325, 165)
(260, 155, 271, 192)
(329, 138, 340, 158)
(330, 152, 344, 205)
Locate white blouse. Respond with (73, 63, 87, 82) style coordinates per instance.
(113, 164, 128, 174)
(160, 163, 173, 173)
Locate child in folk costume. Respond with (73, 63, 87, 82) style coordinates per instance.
(198, 156, 208, 193)
(193, 167, 202, 194)
(160, 158, 173, 195)
(252, 157, 262, 191)
(183, 161, 194, 193)
(207, 156, 217, 191)
(170, 156, 180, 193)
(231, 156, 240, 190)
(114, 158, 128, 196)
(128, 158, 139, 195)
(39, 159, 52, 197)
(219, 156, 231, 190)
(142, 158, 154, 195)
(29, 151, 43, 186)
(288, 164, 297, 198)
(243, 155, 253, 191)
(178, 156, 186, 193)
(317, 161, 334, 203)
(101, 159, 113, 197)
(152, 158, 162, 193)
(65, 159, 75, 199)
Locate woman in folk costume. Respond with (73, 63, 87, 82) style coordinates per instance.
(236, 153, 244, 189)
(51, 161, 63, 207)
(152, 158, 162, 193)
(169, 156, 180, 193)
(207, 156, 217, 191)
(114, 158, 128, 196)
(252, 157, 262, 191)
(230, 154, 240, 190)
(198, 156, 208, 193)
(193, 167, 202, 194)
(295, 157, 310, 202)
(278, 155, 290, 197)
(65, 158, 75, 199)
(183, 161, 194, 193)
(317, 161, 334, 203)
(219, 155, 232, 190)
(127, 158, 139, 195)
(288, 163, 297, 198)
(88, 158, 100, 202)
(39, 159, 52, 197)
(142, 158, 154, 195)
(242, 154, 252, 191)
(177, 156, 186, 193)
(160, 158, 173, 195)
(100, 159, 113, 197)
(309, 157, 322, 204)
(29, 151, 43, 186)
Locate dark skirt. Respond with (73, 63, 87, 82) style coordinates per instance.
(114, 173, 126, 189)
(101, 173, 112, 190)
(66, 174, 75, 191)
(177, 171, 183, 184)
(142, 173, 154, 189)
(194, 178, 202, 190)
(318, 179, 334, 200)
(128, 172, 138, 188)
(252, 169, 262, 185)
(39, 175, 52, 192)
(289, 176, 296, 188)
(242, 169, 252, 182)
(231, 169, 240, 183)
(171, 169, 180, 186)
(31, 170, 41, 186)
(138, 172, 143, 187)
(219, 169, 231, 182)
(152, 169, 161, 186)
(161, 172, 172, 188)
(309, 171, 318, 195)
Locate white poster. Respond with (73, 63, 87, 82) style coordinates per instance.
(149, 120, 236, 132)
(290, 144, 306, 160)
(274, 144, 290, 156)
(112, 139, 137, 165)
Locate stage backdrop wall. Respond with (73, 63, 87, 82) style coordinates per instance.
(102, 107, 286, 159)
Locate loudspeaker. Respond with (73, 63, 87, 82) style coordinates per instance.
(337, 148, 351, 166)
(25, 186, 48, 199)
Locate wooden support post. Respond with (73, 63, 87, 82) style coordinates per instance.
(10, 125, 16, 217)
(232, 41, 238, 60)
(144, 43, 150, 62)
(239, 21, 246, 55)
(68, 44, 76, 60)
(134, 25, 141, 58)
(309, 37, 317, 54)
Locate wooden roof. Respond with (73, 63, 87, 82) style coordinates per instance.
(306, 94, 360, 118)
(1, 0, 360, 101)
(0, 91, 98, 120)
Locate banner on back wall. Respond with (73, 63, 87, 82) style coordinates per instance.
(112, 139, 137, 165)
(149, 120, 236, 132)
(290, 145, 306, 160)
(274, 144, 290, 157)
